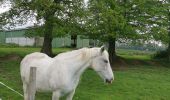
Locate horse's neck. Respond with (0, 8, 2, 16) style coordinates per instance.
(65, 48, 93, 79)
(54, 48, 96, 80)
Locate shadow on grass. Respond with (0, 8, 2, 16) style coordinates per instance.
(111, 55, 170, 70)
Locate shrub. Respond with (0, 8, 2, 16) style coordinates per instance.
(153, 50, 169, 59)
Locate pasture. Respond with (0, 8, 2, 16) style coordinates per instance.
(0, 47, 170, 100)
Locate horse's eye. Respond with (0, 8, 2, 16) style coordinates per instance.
(104, 59, 108, 63)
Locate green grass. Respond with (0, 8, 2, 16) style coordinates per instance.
(117, 49, 154, 60)
(0, 48, 170, 100)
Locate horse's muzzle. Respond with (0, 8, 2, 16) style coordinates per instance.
(105, 78, 113, 84)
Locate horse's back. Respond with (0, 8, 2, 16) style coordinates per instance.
(20, 52, 53, 84)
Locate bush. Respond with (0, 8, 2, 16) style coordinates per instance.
(153, 50, 169, 59)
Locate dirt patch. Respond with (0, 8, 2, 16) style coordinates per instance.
(0, 54, 21, 62)
(111, 57, 129, 71)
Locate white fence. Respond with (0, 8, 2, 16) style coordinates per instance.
(6, 37, 35, 46)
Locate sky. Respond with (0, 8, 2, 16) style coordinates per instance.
(0, 1, 39, 29)
(0, 0, 11, 14)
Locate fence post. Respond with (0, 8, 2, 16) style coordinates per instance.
(27, 67, 37, 100)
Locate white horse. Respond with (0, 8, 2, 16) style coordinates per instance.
(20, 47, 114, 100)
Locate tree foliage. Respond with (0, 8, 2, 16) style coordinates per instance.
(85, 0, 137, 64)
(85, 0, 135, 42)
(2, 0, 86, 35)
(84, 0, 170, 63)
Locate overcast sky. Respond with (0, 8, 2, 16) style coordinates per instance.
(0, 0, 11, 14)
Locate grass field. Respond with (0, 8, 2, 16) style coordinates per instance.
(0, 47, 170, 100)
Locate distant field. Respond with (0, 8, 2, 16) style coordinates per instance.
(0, 47, 170, 100)
(0, 47, 72, 57)
(117, 49, 154, 60)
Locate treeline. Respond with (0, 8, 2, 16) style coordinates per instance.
(0, 0, 169, 64)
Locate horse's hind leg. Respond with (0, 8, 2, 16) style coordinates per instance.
(52, 91, 60, 100)
(23, 83, 28, 100)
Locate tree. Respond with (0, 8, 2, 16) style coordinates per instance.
(156, 1, 170, 60)
(1, 0, 85, 56)
(85, 0, 170, 65)
(134, 0, 170, 60)
(118, 0, 170, 60)
(157, 1, 170, 60)
(86, 0, 135, 65)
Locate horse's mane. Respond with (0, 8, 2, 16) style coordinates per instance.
(54, 47, 106, 60)
(54, 47, 89, 60)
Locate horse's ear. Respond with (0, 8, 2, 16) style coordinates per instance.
(100, 46, 105, 53)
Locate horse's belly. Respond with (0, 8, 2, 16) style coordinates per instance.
(35, 69, 53, 92)
(60, 79, 80, 95)
(36, 84, 52, 92)
(58, 86, 74, 96)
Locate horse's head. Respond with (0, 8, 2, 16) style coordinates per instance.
(90, 46, 114, 84)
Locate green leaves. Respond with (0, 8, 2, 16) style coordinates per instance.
(85, 0, 134, 41)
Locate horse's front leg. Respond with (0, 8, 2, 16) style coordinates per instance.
(66, 89, 75, 100)
(52, 91, 60, 100)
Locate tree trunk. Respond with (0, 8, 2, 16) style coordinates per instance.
(108, 38, 116, 65)
(71, 35, 77, 48)
(41, 29, 53, 56)
(41, 13, 55, 57)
